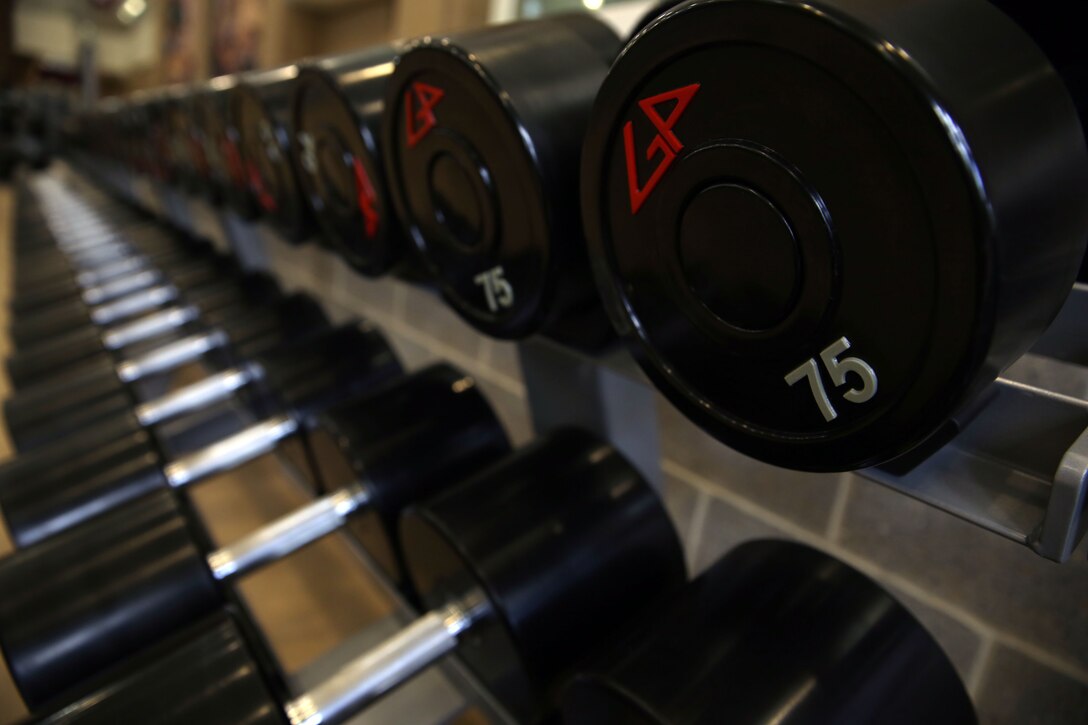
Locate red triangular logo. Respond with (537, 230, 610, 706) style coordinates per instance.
(405, 81, 445, 149)
(624, 83, 701, 214)
(352, 157, 380, 239)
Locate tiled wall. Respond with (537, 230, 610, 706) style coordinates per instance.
(236, 226, 1086, 725)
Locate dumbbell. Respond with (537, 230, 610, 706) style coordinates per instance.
(195, 75, 261, 217)
(10, 210, 202, 309)
(3, 292, 326, 452)
(5, 259, 273, 390)
(0, 322, 402, 547)
(10, 239, 201, 319)
(0, 363, 509, 708)
(187, 81, 229, 204)
(137, 91, 175, 184)
(162, 88, 202, 193)
(234, 65, 314, 241)
(581, 0, 1088, 471)
(9, 217, 218, 320)
(292, 46, 405, 276)
(562, 539, 976, 724)
(9, 212, 180, 298)
(0, 296, 329, 535)
(9, 247, 241, 351)
(20, 428, 686, 723)
(381, 15, 621, 345)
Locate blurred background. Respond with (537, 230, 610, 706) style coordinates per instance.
(0, 0, 650, 97)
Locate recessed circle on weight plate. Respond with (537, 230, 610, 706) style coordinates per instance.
(385, 45, 552, 336)
(584, 0, 992, 470)
(652, 141, 839, 356)
(678, 182, 801, 331)
(427, 149, 489, 253)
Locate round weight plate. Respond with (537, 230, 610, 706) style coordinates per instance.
(384, 17, 620, 339)
(308, 364, 510, 598)
(561, 540, 975, 725)
(386, 44, 547, 337)
(583, 0, 1088, 471)
(293, 48, 401, 275)
(400, 429, 686, 722)
(235, 72, 309, 239)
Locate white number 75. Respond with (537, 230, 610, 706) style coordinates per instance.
(785, 337, 877, 423)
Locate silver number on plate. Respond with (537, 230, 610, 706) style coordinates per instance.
(298, 132, 317, 175)
(785, 336, 877, 422)
(474, 266, 514, 313)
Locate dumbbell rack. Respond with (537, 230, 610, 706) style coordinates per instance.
(135, 315, 519, 723)
(73, 154, 1088, 567)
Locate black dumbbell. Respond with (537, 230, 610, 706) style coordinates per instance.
(162, 87, 202, 193)
(6, 261, 274, 390)
(581, 0, 1088, 471)
(194, 75, 261, 217)
(234, 65, 314, 241)
(9, 188, 197, 306)
(3, 292, 326, 452)
(0, 322, 402, 547)
(0, 364, 508, 708)
(562, 539, 976, 724)
(10, 249, 240, 351)
(19, 428, 686, 724)
(5, 269, 284, 405)
(11, 218, 188, 303)
(292, 46, 406, 276)
(186, 81, 230, 205)
(0, 298, 331, 540)
(381, 15, 621, 345)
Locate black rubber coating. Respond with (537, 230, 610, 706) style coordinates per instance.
(3, 354, 124, 444)
(382, 15, 620, 345)
(5, 324, 104, 389)
(0, 428, 166, 547)
(5, 275, 252, 390)
(20, 610, 286, 724)
(0, 490, 222, 709)
(10, 256, 231, 350)
(0, 366, 495, 705)
(309, 362, 512, 595)
(4, 294, 324, 453)
(562, 539, 976, 724)
(580, 0, 1088, 470)
(401, 428, 687, 721)
(292, 46, 404, 275)
(233, 66, 313, 241)
(9, 388, 135, 452)
(248, 322, 403, 428)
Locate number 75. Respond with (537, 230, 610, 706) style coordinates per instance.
(785, 337, 878, 423)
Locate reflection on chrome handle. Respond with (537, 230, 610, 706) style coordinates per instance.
(163, 415, 299, 489)
(207, 483, 369, 581)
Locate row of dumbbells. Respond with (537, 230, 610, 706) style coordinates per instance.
(0, 178, 976, 723)
(0, 88, 67, 179)
(60, 0, 1088, 476)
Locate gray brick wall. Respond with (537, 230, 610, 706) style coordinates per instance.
(255, 230, 1088, 725)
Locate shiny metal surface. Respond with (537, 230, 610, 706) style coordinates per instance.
(207, 482, 370, 581)
(135, 363, 259, 426)
(89, 284, 179, 326)
(75, 255, 148, 288)
(101, 304, 198, 349)
(285, 601, 476, 725)
(116, 330, 229, 383)
(81, 268, 160, 305)
(163, 415, 299, 488)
